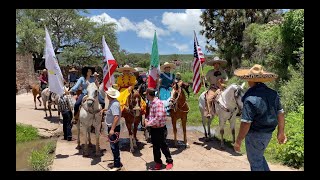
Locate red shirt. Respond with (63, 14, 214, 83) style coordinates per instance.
(146, 97, 167, 128)
(39, 74, 48, 84)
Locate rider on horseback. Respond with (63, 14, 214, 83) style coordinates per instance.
(39, 69, 48, 91)
(203, 57, 228, 119)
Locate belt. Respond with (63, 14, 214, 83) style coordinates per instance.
(151, 125, 166, 128)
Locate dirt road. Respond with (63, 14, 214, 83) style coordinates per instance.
(16, 93, 296, 171)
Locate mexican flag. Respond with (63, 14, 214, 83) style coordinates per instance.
(148, 31, 160, 89)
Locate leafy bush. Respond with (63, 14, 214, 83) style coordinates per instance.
(29, 142, 56, 171)
(16, 124, 39, 143)
(266, 105, 304, 169)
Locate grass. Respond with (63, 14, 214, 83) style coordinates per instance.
(16, 124, 40, 143)
(29, 141, 57, 171)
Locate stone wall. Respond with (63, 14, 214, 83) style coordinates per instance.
(16, 54, 38, 94)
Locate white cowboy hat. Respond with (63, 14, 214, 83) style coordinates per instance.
(160, 62, 176, 71)
(207, 57, 227, 66)
(134, 67, 145, 72)
(69, 67, 77, 72)
(234, 64, 278, 82)
(117, 65, 136, 73)
(105, 87, 120, 98)
(43, 69, 47, 72)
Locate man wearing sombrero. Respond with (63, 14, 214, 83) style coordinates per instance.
(233, 64, 287, 171)
(68, 67, 78, 88)
(203, 57, 228, 119)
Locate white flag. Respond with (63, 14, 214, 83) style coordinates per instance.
(45, 27, 64, 96)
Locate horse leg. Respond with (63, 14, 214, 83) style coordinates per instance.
(77, 120, 81, 149)
(37, 95, 41, 107)
(34, 95, 37, 109)
(95, 124, 101, 156)
(84, 129, 89, 157)
(133, 118, 140, 148)
(219, 118, 226, 149)
(208, 115, 213, 139)
(48, 104, 52, 118)
(201, 114, 208, 139)
(44, 101, 47, 117)
(182, 117, 189, 148)
(126, 121, 134, 153)
(172, 117, 178, 147)
(230, 118, 236, 144)
(88, 130, 92, 147)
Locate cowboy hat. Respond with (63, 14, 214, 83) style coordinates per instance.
(117, 65, 136, 73)
(207, 57, 227, 66)
(234, 64, 278, 82)
(69, 68, 77, 72)
(43, 69, 47, 72)
(105, 87, 120, 99)
(160, 62, 176, 71)
(93, 72, 99, 76)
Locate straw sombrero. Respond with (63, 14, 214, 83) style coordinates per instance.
(105, 87, 120, 99)
(160, 62, 176, 71)
(234, 64, 278, 82)
(69, 68, 77, 72)
(134, 67, 145, 72)
(207, 57, 227, 66)
(117, 65, 136, 73)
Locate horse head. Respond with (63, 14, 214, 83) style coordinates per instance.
(169, 81, 189, 111)
(128, 89, 142, 117)
(86, 83, 99, 111)
(220, 83, 245, 114)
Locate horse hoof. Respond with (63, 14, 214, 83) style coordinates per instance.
(35, 108, 37, 110)
(89, 143, 93, 147)
(220, 145, 225, 150)
(185, 143, 190, 148)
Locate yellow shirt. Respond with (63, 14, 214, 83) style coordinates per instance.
(117, 74, 136, 90)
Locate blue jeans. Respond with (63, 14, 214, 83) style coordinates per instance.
(74, 94, 85, 116)
(245, 131, 272, 171)
(108, 125, 121, 168)
(62, 111, 73, 140)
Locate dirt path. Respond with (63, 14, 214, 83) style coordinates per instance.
(16, 93, 297, 171)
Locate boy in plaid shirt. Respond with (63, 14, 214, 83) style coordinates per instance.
(57, 92, 75, 141)
(145, 88, 173, 170)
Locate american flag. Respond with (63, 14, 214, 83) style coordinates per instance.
(102, 36, 118, 91)
(192, 31, 205, 94)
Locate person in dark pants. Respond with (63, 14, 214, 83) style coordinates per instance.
(100, 87, 122, 171)
(233, 64, 287, 171)
(144, 88, 173, 170)
(57, 92, 75, 141)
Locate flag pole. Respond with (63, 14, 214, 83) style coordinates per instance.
(194, 30, 206, 91)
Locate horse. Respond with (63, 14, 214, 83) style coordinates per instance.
(41, 88, 60, 117)
(198, 83, 245, 149)
(168, 80, 190, 148)
(30, 84, 42, 109)
(77, 82, 102, 157)
(122, 89, 143, 153)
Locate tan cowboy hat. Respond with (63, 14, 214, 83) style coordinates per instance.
(93, 72, 99, 76)
(117, 65, 136, 73)
(134, 67, 145, 72)
(69, 68, 77, 72)
(160, 62, 176, 71)
(105, 87, 120, 98)
(43, 69, 47, 72)
(234, 64, 278, 82)
(207, 56, 227, 66)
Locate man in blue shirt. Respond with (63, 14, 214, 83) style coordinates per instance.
(233, 64, 287, 171)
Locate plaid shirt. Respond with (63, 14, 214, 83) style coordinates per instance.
(146, 97, 166, 128)
(57, 94, 74, 114)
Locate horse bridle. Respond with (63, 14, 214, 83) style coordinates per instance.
(127, 90, 141, 117)
(82, 89, 101, 115)
(169, 85, 190, 113)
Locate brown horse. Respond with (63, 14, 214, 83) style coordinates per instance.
(122, 89, 144, 153)
(168, 80, 190, 148)
(30, 84, 42, 109)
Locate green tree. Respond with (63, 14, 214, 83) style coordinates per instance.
(199, 9, 281, 72)
(16, 9, 120, 67)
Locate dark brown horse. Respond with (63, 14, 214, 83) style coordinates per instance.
(122, 89, 144, 153)
(168, 80, 190, 148)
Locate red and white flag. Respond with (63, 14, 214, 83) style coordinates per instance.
(102, 36, 118, 91)
(192, 31, 206, 94)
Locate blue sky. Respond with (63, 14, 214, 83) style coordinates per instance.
(81, 9, 211, 55)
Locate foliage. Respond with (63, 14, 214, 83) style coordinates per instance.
(266, 105, 304, 169)
(16, 9, 120, 66)
(200, 9, 281, 71)
(16, 124, 39, 143)
(29, 141, 56, 171)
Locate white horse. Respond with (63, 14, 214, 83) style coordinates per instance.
(77, 83, 102, 157)
(41, 88, 60, 117)
(199, 83, 245, 149)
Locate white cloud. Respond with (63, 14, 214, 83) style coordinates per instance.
(162, 9, 203, 37)
(171, 43, 189, 52)
(136, 20, 169, 39)
(90, 13, 168, 40)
